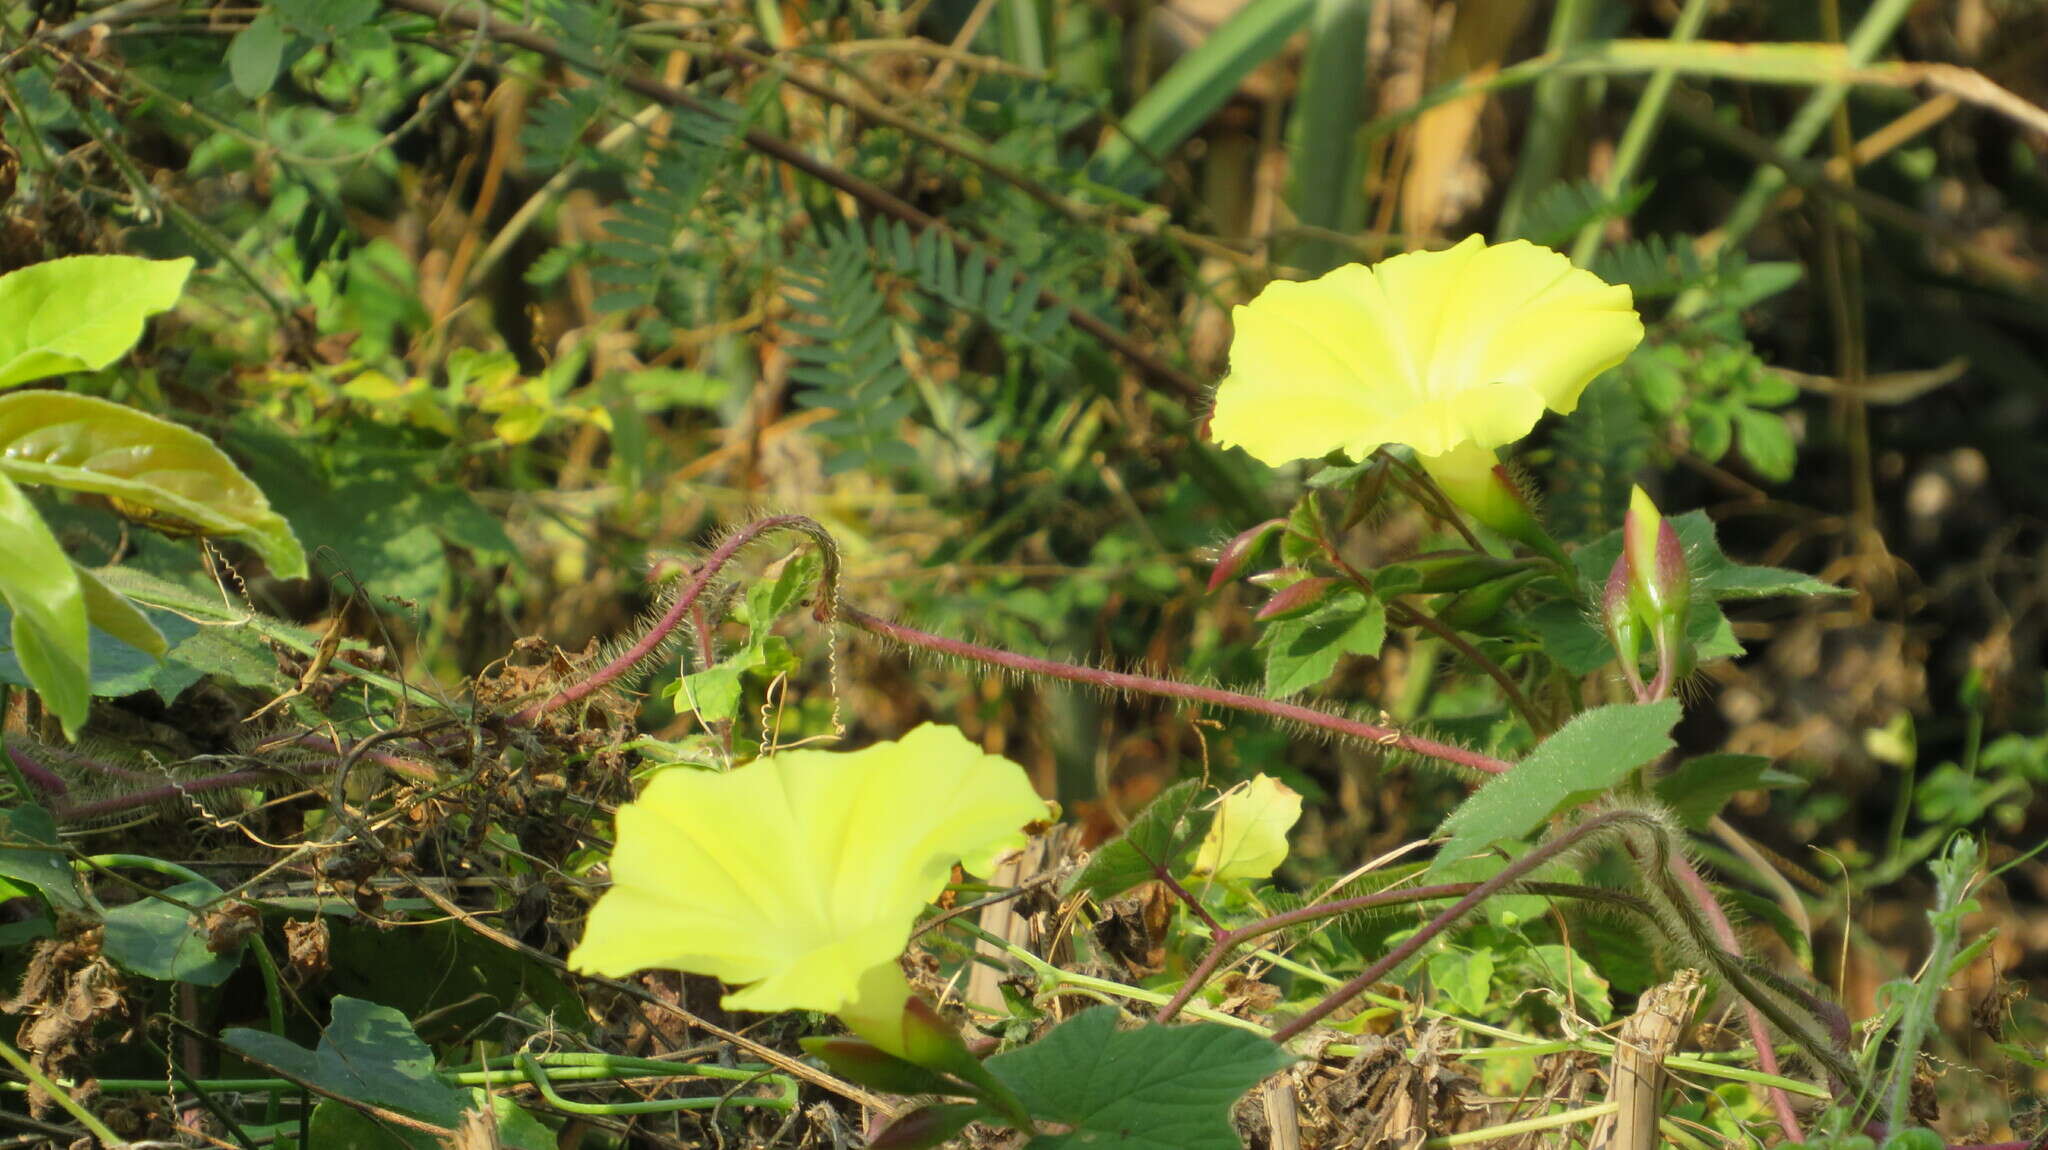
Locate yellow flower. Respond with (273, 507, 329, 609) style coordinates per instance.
(569, 724, 1045, 1057)
(1209, 235, 1643, 482)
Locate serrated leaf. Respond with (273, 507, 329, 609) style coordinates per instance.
(0, 473, 87, 735)
(224, 996, 465, 1129)
(987, 1006, 1291, 1150)
(102, 878, 243, 986)
(1065, 779, 1214, 900)
(0, 392, 305, 578)
(1654, 753, 1805, 829)
(1190, 774, 1301, 881)
(0, 256, 193, 388)
(1261, 590, 1385, 697)
(1431, 701, 1681, 874)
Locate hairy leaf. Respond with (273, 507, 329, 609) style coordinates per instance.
(0, 392, 305, 578)
(1431, 701, 1681, 873)
(1260, 589, 1386, 697)
(1065, 779, 1214, 900)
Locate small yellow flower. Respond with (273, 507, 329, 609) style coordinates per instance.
(569, 724, 1044, 1057)
(1209, 235, 1643, 476)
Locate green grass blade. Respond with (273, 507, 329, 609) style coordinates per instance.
(1286, 0, 1373, 273)
(1570, 0, 1712, 265)
(1496, 0, 1597, 240)
(1091, 0, 1315, 189)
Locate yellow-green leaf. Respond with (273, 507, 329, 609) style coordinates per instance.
(74, 564, 167, 659)
(1191, 774, 1302, 881)
(0, 392, 306, 578)
(0, 256, 194, 388)
(0, 474, 88, 737)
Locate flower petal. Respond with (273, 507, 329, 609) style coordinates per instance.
(1209, 236, 1642, 467)
(1209, 264, 1416, 466)
(569, 724, 1045, 1023)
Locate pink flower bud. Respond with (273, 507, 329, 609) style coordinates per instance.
(1207, 519, 1286, 591)
(1254, 576, 1339, 621)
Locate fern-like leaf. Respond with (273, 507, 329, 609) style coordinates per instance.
(784, 227, 920, 471)
(588, 99, 746, 316)
(868, 220, 1071, 359)
(1547, 373, 1654, 539)
(1514, 179, 1652, 249)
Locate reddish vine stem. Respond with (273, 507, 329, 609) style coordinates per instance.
(1156, 879, 1656, 1024)
(512, 515, 836, 725)
(1158, 881, 1477, 1023)
(54, 769, 284, 822)
(1269, 811, 1643, 1043)
(836, 605, 1513, 777)
(1154, 870, 1228, 940)
(1675, 854, 1803, 1142)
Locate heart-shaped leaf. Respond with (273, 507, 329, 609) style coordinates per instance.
(0, 473, 87, 736)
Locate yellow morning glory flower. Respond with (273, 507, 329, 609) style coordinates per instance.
(1209, 235, 1643, 505)
(569, 723, 1045, 1058)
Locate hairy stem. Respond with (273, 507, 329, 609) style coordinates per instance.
(1158, 880, 1658, 1024)
(1674, 855, 1803, 1141)
(54, 769, 283, 822)
(837, 605, 1512, 777)
(1270, 812, 1647, 1043)
(513, 515, 837, 724)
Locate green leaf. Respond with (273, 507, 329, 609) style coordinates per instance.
(0, 804, 88, 913)
(1431, 701, 1682, 874)
(1654, 752, 1805, 828)
(1426, 949, 1495, 1016)
(1261, 590, 1385, 697)
(0, 257, 193, 388)
(273, 0, 379, 40)
(227, 11, 287, 99)
(677, 663, 745, 723)
(986, 1007, 1291, 1150)
(1064, 779, 1215, 900)
(1523, 601, 1612, 676)
(1575, 509, 1847, 602)
(224, 996, 466, 1129)
(1731, 407, 1796, 482)
(0, 473, 88, 737)
(102, 879, 243, 986)
(74, 564, 166, 660)
(0, 392, 306, 578)
(1520, 944, 1612, 1023)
